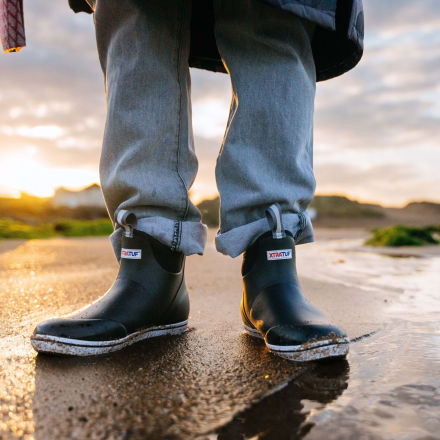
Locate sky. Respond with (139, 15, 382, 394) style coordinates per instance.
(0, 0, 439, 206)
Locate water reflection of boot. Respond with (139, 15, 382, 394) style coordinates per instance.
(31, 213, 189, 356)
(241, 204, 349, 362)
(217, 359, 350, 439)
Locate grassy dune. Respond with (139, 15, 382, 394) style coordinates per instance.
(365, 225, 440, 247)
(0, 218, 113, 239)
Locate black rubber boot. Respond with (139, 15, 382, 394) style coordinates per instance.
(241, 204, 349, 362)
(31, 211, 189, 356)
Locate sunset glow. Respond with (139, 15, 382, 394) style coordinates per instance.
(0, 153, 98, 198)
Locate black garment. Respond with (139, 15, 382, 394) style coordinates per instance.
(67, 0, 364, 82)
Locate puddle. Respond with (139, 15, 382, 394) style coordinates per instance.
(303, 318, 440, 440)
(215, 359, 351, 439)
(214, 318, 439, 439)
(214, 241, 440, 439)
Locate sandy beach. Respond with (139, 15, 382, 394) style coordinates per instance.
(0, 228, 439, 439)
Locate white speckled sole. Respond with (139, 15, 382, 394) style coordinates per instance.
(31, 320, 188, 356)
(243, 325, 349, 362)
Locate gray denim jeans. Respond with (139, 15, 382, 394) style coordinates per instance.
(94, 0, 316, 259)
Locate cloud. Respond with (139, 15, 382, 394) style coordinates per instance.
(364, 0, 440, 35)
(311, 1, 440, 204)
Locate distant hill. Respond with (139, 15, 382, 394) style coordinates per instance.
(382, 202, 440, 228)
(394, 201, 440, 217)
(309, 195, 384, 218)
(310, 196, 440, 228)
(197, 197, 220, 227)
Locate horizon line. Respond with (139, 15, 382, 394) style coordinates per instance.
(1, 185, 439, 209)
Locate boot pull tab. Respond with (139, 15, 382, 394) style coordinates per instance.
(265, 203, 286, 239)
(116, 210, 138, 238)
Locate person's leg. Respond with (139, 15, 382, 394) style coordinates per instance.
(96, 0, 206, 259)
(212, 0, 348, 361)
(31, 0, 196, 355)
(213, 0, 316, 258)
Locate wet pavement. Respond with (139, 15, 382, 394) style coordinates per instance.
(0, 230, 439, 439)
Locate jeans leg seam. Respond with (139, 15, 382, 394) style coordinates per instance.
(175, 0, 190, 223)
(170, 0, 190, 253)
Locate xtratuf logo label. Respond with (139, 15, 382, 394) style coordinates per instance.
(121, 248, 142, 259)
(267, 249, 292, 260)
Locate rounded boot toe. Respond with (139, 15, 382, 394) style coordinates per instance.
(265, 323, 347, 348)
(33, 318, 128, 342)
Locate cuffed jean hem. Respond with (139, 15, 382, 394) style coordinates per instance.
(109, 216, 208, 261)
(214, 211, 315, 258)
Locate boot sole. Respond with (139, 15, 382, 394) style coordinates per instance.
(243, 325, 349, 362)
(31, 320, 188, 356)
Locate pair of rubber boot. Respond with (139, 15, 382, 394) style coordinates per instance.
(31, 204, 349, 361)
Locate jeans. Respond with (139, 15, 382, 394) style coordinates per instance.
(94, 0, 316, 259)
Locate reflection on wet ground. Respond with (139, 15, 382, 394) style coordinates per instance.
(306, 319, 440, 440)
(213, 321, 440, 439)
(30, 330, 309, 439)
(292, 240, 440, 440)
(216, 360, 350, 440)
(215, 242, 440, 440)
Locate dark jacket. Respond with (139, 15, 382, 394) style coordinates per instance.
(68, 0, 363, 82)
